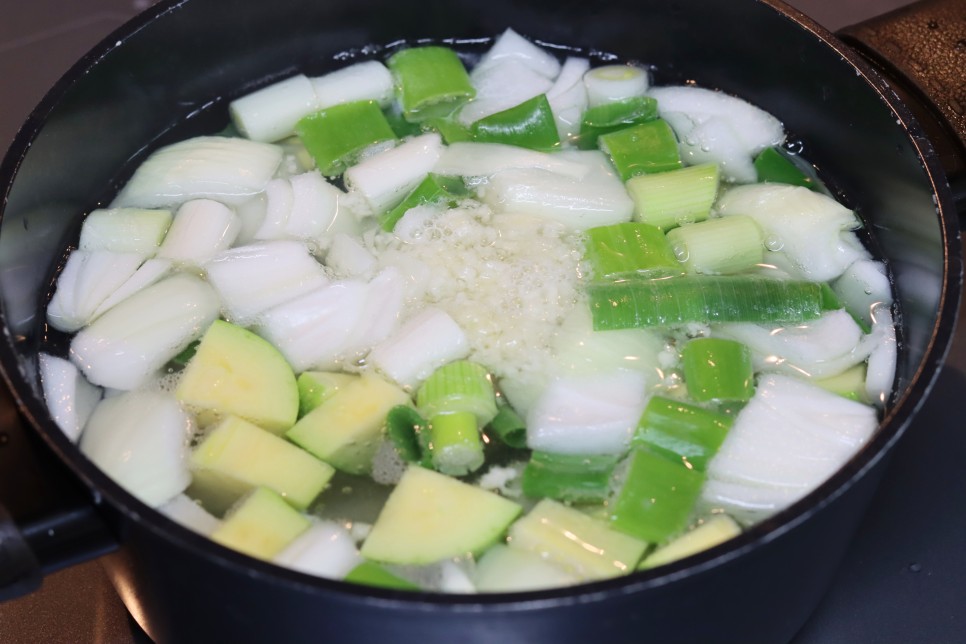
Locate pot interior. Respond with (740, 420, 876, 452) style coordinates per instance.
(0, 0, 959, 609)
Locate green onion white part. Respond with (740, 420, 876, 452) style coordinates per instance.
(112, 136, 283, 208)
(665, 214, 764, 274)
(344, 133, 443, 213)
(310, 60, 394, 109)
(229, 74, 321, 143)
(583, 64, 650, 108)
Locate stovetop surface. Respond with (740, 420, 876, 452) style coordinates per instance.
(1, 1, 963, 642)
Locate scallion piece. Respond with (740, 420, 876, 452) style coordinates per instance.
(383, 105, 423, 138)
(753, 146, 817, 189)
(425, 117, 473, 144)
(470, 94, 561, 151)
(588, 275, 825, 330)
(428, 411, 485, 476)
(487, 402, 527, 449)
(626, 163, 720, 231)
(416, 360, 498, 425)
(665, 215, 764, 275)
(609, 447, 706, 542)
(388, 46, 475, 122)
(577, 96, 658, 150)
(385, 405, 430, 466)
(598, 119, 681, 181)
(681, 338, 755, 403)
(344, 560, 420, 590)
(295, 101, 397, 176)
(634, 396, 733, 472)
(585, 222, 681, 278)
(522, 451, 620, 504)
(379, 174, 466, 231)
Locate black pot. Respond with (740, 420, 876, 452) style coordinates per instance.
(0, 1, 962, 642)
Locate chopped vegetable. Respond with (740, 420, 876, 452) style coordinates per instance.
(665, 215, 764, 275)
(521, 451, 620, 503)
(585, 221, 680, 278)
(296, 100, 397, 176)
(577, 96, 658, 149)
(626, 162, 719, 231)
(633, 396, 734, 471)
(388, 46, 475, 122)
(211, 487, 311, 560)
(598, 119, 682, 181)
(470, 94, 560, 151)
(681, 337, 755, 403)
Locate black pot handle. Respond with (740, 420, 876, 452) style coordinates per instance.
(0, 383, 117, 602)
(838, 0, 966, 208)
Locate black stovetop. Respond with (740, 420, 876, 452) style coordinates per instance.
(1, 1, 963, 642)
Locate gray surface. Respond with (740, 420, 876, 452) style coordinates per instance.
(0, 1, 960, 642)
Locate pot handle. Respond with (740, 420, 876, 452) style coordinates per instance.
(838, 0, 966, 207)
(0, 385, 117, 602)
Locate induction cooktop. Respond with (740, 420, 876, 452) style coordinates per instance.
(0, 1, 963, 642)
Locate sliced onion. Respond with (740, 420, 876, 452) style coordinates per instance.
(157, 199, 241, 266)
(91, 258, 173, 319)
(833, 259, 893, 329)
(255, 177, 294, 240)
(526, 371, 649, 455)
(112, 136, 283, 209)
(473, 28, 561, 79)
(70, 274, 220, 390)
(285, 171, 342, 240)
(342, 267, 405, 355)
(715, 310, 876, 380)
(434, 142, 589, 179)
(159, 494, 222, 536)
(78, 207, 172, 257)
(79, 391, 194, 507)
(479, 150, 633, 229)
(866, 306, 897, 407)
(274, 521, 362, 579)
(547, 57, 590, 141)
(204, 240, 329, 325)
(704, 373, 878, 518)
(38, 353, 102, 443)
(459, 59, 554, 126)
(649, 85, 784, 156)
(367, 307, 469, 389)
(669, 115, 758, 183)
(256, 280, 368, 372)
(716, 184, 868, 281)
(47, 250, 145, 332)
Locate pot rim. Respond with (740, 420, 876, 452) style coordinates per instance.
(0, 0, 960, 609)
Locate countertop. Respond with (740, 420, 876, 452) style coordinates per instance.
(0, 1, 962, 642)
